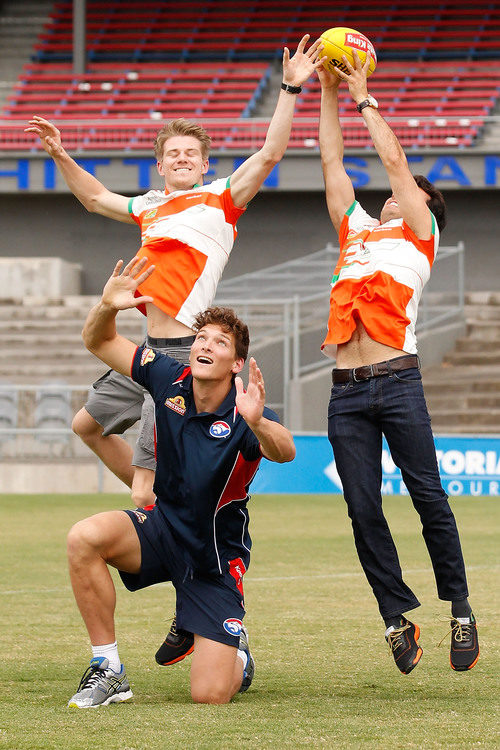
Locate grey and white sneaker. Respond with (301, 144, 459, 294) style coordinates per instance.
(238, 625, 255, 693)
(68, 657, 133, 708)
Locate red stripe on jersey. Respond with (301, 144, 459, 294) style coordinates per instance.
(215, 452, 260, 514)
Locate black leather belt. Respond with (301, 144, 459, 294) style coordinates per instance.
(332, 354, 420, 384)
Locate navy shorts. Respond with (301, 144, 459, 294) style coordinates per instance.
(120, 505, 246, 647)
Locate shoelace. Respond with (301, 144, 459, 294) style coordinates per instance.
(169, 615, 178, 636)
(76, 664, 105, 692)
(437, 616, 472, 647)
(386, 623, 410, 653)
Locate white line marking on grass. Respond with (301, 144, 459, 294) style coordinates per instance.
(0, 565, 497, 595)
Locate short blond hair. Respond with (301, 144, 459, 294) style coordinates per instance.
(153, 118, 212, 161)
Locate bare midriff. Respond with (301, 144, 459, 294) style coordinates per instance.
(335, 318, 406, 369)
(145, 302, 194, 338)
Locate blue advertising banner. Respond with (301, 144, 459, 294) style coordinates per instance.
(252, 435, 500, 497)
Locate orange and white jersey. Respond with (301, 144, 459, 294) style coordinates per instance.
(128, 177, 245, 328)
(322, 200, 439, 358)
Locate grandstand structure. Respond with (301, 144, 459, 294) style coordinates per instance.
(1, 0, 500, 151)
(0, 0, 499, 492)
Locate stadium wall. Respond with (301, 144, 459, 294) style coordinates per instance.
(0, 189, 497, 293)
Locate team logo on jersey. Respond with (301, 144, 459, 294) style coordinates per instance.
(165, 395, 186, 415)
(140, 348, 156, 366)
(132, 510, 147, 524)
(209, 420, 231, 438)
(144, 208, 157, 220)
(223, 618, 243, 637)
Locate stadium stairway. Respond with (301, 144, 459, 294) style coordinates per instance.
(422, 291, 500, 434)
(0, 296, 145, 384)
(0, 0, 53, 110)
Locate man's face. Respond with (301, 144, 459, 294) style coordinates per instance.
(189, 323, 244, 382)
(380, 187, 430, 224)
(157, 135, 209, 191)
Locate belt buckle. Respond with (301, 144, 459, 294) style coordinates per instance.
(353, 364, 374, 383)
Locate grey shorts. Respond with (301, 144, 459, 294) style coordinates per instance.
(85, 335, 195, 471)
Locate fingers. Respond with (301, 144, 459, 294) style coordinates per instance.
(112, 259, 124, 276)
(136, 264, 155, 285)
(282, 46, 290, 65)
(132, 295, 154, 307)
(295, 33, 310, 53)
(234, 376, 243, 395)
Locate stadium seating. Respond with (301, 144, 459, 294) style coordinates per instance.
(1, 0, 499, 151)
(31, 0, 500, 62)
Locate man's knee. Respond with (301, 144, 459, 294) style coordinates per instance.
(67, 517, 101, 564)
(191, 681, 233, 705)
(72, 408, 102, 443)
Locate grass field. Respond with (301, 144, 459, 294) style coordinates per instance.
(0, 493, 498, 750)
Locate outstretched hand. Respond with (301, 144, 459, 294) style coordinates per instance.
(234, 357, 266, 428)
(283, 34, 327, 87)
(102, 256, 155, 311)
(334, 49, 371, 103)
(24, 115, 65, 157)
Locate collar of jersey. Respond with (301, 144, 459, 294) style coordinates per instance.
(182, 381, 237, 419)
(164, 182, 200, 196)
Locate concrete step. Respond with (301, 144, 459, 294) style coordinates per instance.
(429, 424, 500, 435)
(466, 321, 500, 340)
(454, 337, 500, 353)
(428, 409, 500, 426)
(465, 291, 500, 306)
(443, 350, 500, 366)
(423, 378, 500, 395)
(0, 333, 144, 349)
(0, 362, 105, 384)
(426, 394, 500, 410)
(463, 306, 500, 321)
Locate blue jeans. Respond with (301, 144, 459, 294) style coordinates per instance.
(327, 366, 469, 619)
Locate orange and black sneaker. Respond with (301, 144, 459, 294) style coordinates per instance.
(445, 613, 479, 671)
(385, 617, 423, 674)
(155, 615, 194, 666)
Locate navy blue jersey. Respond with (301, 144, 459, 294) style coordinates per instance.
(131, 346, 280, 576)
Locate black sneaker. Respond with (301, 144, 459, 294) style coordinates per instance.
(448, 613, 479, 671)
(385, 618, 423, 675)
(238, 625, 255, 693)
(155, 616, 194, 666)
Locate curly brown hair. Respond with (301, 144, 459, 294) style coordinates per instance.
(193, 307, 250, 361)
(414, 174, 447, 232)
(153, 118, 211, 161)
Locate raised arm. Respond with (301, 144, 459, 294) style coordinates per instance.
(336, 51, 432, 239)
(229, 35, 325, 208)
(24, 116, 134, 223)
(235, 358, 296, 463)
(82, 257, 154, 375)
(318, 65, 356, 234)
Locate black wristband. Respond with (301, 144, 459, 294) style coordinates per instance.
(281, 82, 302, 94)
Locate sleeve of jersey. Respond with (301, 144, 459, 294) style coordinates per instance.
(128, 193, 153, 226)
(239, 406, 281, 461)
(214, 176, 247, 225)
(402, 209, 439, 266)
(339, 201, 379, 248)
(131, 346, 177, 397)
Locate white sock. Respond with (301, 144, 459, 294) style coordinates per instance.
(92, 641, 121, 673)
(236, 649, 248, 671)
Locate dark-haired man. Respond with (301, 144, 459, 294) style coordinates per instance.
(66, 257, 295, 707)
(317, 49, 478, 674)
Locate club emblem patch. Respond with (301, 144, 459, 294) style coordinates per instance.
(132, 510, 147, 524)
(165, 395, 186, 415)
(210, 420, 231, 438)
(223, 618, 243, 637)
(140, 348, 156, 366)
